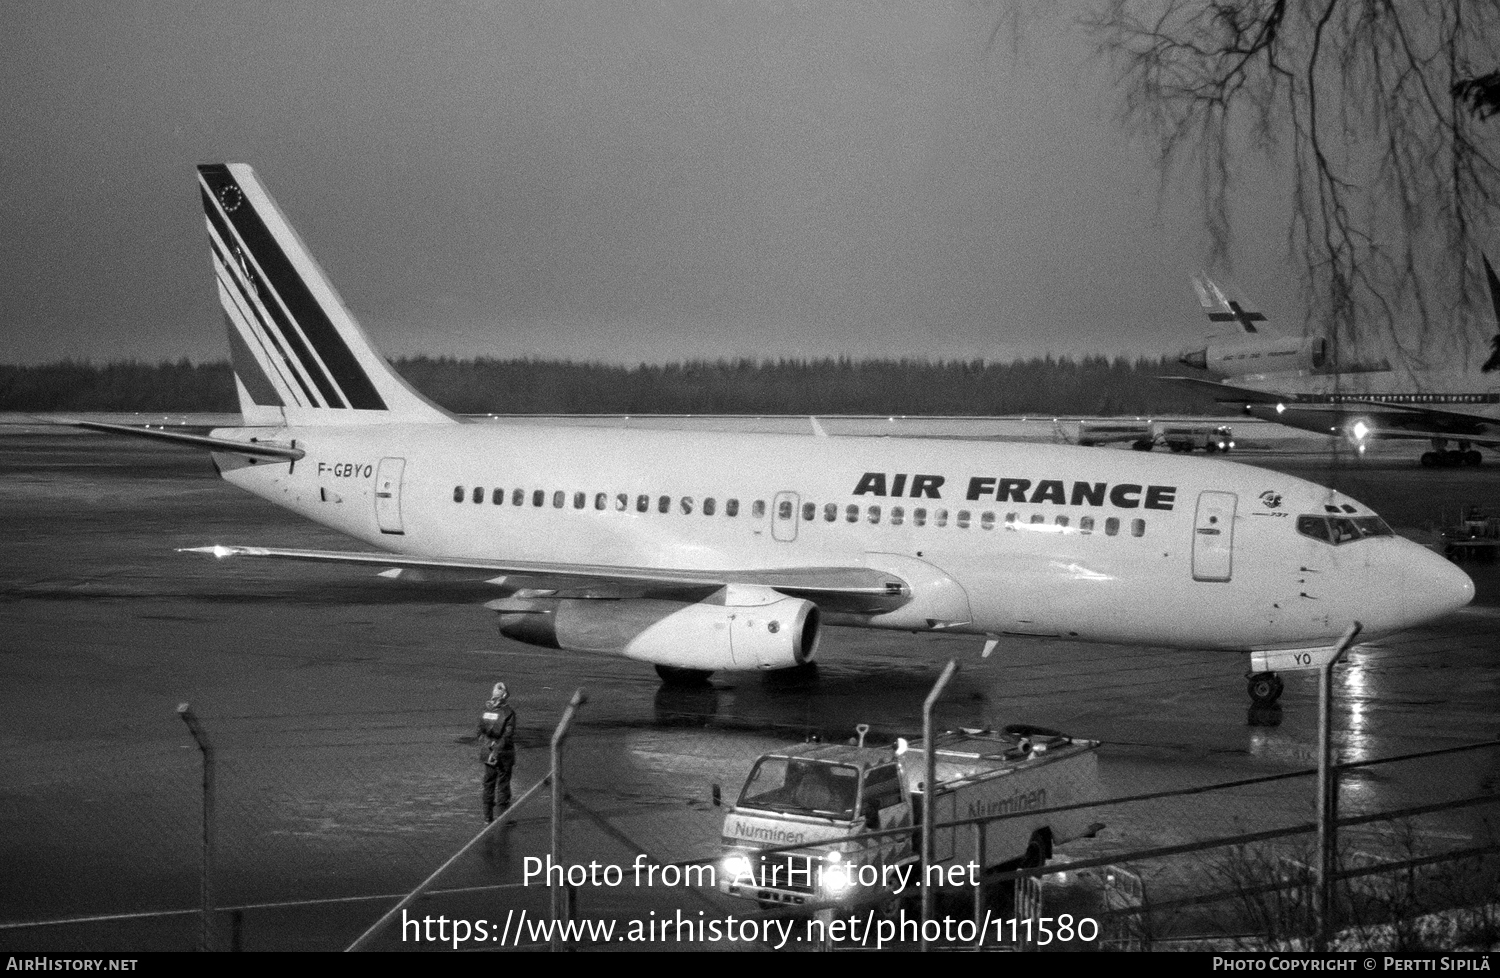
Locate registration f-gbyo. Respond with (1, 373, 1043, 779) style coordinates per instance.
(75, 165, 1475, 706)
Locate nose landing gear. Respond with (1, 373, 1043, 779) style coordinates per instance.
(1420, 439, 1484, 468)
(1247, 671, 1285, 705)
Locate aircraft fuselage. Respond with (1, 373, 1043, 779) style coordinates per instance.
(212, 422, 1472, 655)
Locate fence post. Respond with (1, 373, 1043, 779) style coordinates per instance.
(920, 659, 958, 951)
(972, 820, 985, 936)
(1316, 622, 1362, 950)
(551, 689, 587, 951)
(177, 703, 214, 952)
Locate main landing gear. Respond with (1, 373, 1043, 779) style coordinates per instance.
(1247, 671, 1285, 706)
(1421, 439, 1483, 468)
(655, 665, 714, 687)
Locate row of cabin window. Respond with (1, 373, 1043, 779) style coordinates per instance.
(450, 485, 1147, 537)
(1313, 393, 1498, 405)
(455, 485, 761, 518)
(790, 500, 1145, 537)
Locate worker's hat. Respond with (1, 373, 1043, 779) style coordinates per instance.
(491, 682, 508, 701)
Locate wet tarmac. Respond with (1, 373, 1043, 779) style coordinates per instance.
(1, 428, 1498, 951)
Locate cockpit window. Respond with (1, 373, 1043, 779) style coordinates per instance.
(1297, 513, 1393, 545)
(1330, 517, 1361, 544)
(1296, 515, 1332, 543)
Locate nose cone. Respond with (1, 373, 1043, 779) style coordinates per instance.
(1400, 546, 1475, 626)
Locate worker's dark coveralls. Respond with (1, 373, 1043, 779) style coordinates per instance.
(478, 697, 517, 822)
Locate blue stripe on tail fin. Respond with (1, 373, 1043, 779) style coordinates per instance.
(197, 164, 454, 425)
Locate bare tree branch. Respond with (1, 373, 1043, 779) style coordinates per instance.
(1059, 0, 1500, 370)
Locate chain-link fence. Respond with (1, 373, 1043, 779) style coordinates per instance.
(2, 702, 1497, 952)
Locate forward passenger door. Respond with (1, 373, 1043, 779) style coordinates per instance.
(1192, 491, 1236, 582)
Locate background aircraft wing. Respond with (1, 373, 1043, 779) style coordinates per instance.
(1161, 376, 1288, 403)
(1314, 399, 1500, 444)
(181, 545, 911, 614)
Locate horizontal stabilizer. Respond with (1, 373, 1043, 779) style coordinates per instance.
(67, 421, 304, 460)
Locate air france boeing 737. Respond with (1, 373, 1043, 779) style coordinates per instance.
(77, 165, 1475, 706)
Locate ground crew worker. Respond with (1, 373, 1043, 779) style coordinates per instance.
(478, 682, 517, 823)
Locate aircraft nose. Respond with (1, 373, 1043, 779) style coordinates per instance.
(1401, 546, 1475, 624)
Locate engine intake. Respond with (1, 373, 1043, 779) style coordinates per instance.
(491, 595, 820, 672)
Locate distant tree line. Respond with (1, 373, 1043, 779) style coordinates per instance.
(0, 355, 1222, 416)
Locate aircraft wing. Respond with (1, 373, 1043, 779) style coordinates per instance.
(1160, 376, 1288, 404)
(1163, 376, 1500, 445)
(1318, 400, 1500, 444)
(181, 545, 911, 614)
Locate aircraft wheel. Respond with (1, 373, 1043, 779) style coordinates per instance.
(1421, 451, 1441, 468)
(1247, 672, 1284, 706)
(655, 665, 713, 687)
(1132, 441, 1154, 452)
(1466, 450, 1483, 466)
(763, 661, 820, 688)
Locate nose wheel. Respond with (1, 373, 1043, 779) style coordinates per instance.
(1247, 671, 1285, 705)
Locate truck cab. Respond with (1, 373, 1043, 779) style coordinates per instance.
(719, 743, 915, 909)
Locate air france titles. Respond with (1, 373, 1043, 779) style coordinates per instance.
(853, 473, 1177, 511)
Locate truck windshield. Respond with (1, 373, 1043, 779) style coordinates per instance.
(738, 758, 860, 819)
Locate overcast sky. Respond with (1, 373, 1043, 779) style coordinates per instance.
(2, 0, 1305, 366)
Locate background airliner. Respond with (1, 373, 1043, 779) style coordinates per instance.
(1173, 261, 1500, 467)
(1179, 272, 1329, 378)
(75, 164, 1475, 706)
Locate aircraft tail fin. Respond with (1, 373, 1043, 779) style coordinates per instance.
(1482, 253, 1500, 374)
(1193, 272, 1266, 334)
(197, 164, 454, 426)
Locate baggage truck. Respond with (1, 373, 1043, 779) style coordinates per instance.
(716, 726, 1101, 911)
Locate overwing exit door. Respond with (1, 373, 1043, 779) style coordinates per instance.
(772, 491, 800, 542)
(1192, 491, 1236, 582)
(375, 457, 406, 535)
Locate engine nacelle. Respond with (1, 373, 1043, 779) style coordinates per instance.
(1180, 335, 1327, 377)
(491, 595, 820, 672)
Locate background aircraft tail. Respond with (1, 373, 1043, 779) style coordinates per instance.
(197, 164, 453, 426)
(1482, 254, 1500, 373)
(1193, 272, 1267, 334)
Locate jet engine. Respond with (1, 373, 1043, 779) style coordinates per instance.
(490, 594, 820, 672)
(1179, 335, 1327, 377)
